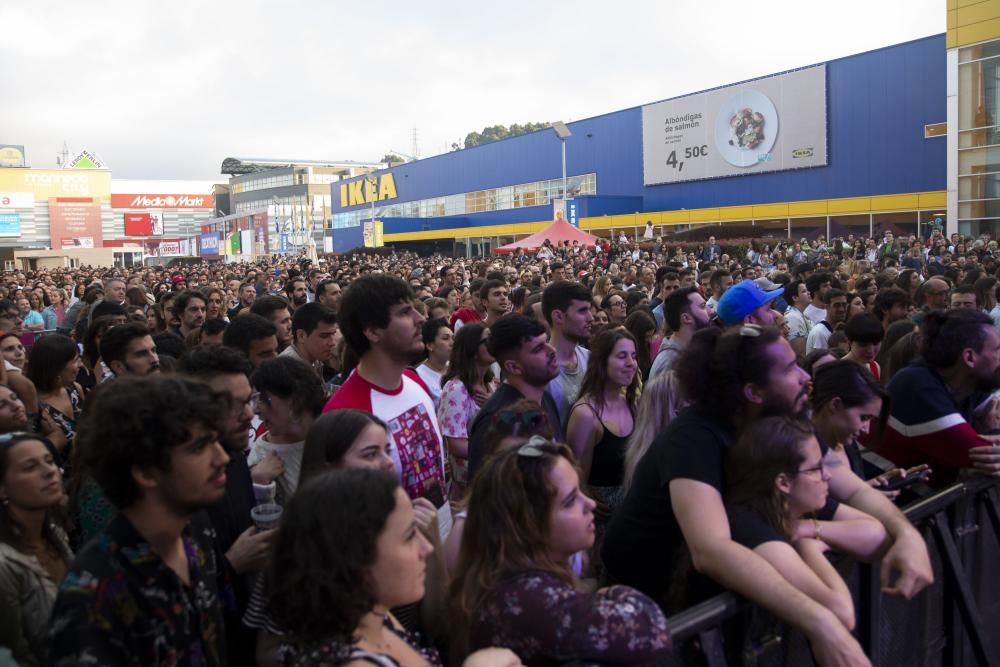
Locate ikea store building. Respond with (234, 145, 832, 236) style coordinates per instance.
(329, 22, 998, 255)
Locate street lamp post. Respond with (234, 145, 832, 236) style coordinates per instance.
(551, 121, 572, 216)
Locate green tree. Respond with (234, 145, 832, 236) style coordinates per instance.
(455, 121, 550, 150)
(381, 153, 405, 165)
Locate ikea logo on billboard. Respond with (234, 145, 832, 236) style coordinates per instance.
(792, 148, 814, 159)
(339, 173, 398, 208)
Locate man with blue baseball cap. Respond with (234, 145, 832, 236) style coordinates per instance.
(715, 279, 783, 327)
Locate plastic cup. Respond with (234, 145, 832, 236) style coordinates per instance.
(250, 503, 282, 530)
(253, 482, 276, 506)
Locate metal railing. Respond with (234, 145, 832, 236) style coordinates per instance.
(663, 477, 1000, 666)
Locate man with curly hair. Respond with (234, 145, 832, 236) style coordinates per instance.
(47, 375, 234, 666)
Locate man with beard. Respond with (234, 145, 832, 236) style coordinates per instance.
(228, 281, 257, 319)
(315, 278, 343, 313)
(177, 345, 274, 666)
(883, 309, 1000, 486)
(171, 289, 207, 340)
(467, 314, 562, 476)
(648, 286, 711, 380)
(250, 296, 293, 352)
(48, 376, 234, 665)
(323, 275, 450, 537)
(604, 325, 932, 667)
(100, 322, 161, 377)
(542, 281, 593, 427)
(716, 279, 783, 327)
(283, 277, 308, 312)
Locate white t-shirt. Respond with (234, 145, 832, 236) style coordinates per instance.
(804, 303, 827, 325)
(784, 307, 813, 341)
(247, 435, 305, 505)
(414, 363, 444, 409)
(547, 345, 590, 429)
(806, 321, 833, 355)
(324, 369, 452, 541)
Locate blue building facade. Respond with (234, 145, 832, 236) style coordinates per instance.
(331, 35, 946, 252)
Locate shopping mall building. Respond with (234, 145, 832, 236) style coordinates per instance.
(329, 5, 1000, 256)
(0, 164, 219, 269)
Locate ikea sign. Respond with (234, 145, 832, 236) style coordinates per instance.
(339, 173, 397, 208)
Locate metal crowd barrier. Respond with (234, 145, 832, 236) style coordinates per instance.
(662, 477, 1000, 667)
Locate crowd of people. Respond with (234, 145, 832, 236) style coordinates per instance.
(0, 225, 999, 666)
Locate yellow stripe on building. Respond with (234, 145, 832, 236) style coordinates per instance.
(381, 191, 945, 242)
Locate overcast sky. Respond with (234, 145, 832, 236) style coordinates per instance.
(1, 0, 943, 181)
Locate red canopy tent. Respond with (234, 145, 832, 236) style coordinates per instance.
(494, 218, 600, 254)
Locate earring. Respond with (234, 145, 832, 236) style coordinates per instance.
(0, 497, 7, 505)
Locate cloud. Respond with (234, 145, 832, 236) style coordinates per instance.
(0, 0, 943, 180)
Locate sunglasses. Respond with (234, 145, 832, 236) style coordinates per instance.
(517, 434, 551, 458)
(494, 409, 547, 430)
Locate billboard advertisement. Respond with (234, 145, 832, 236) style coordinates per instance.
(111, 193, 213, 209)
(200, 232, 220, 257)
(49, 197, 103, 249)
(0, 214, 21, 237)
(0, 145, 26, 168)
(642, 65, 827, 185)
(0, 169, 111, 199)
(124, 213, 152, 236)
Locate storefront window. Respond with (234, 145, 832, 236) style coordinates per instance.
(959, 39, 1000, 233)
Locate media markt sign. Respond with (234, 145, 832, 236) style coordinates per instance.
(68, 149, 106, 170)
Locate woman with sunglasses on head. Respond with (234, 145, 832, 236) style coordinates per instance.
(443, 399, 554, 570)
(450, 439, 670, 666)
(268, 468, 521, 667)
(0, 432, 71, 667)
(437, 323, 497, 499)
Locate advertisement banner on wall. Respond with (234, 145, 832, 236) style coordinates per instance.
(0, 170, 111, 199)
(230, 232, 241, 255)
(641, 65, 827, 185)
(124, 213, 152, 236)
(0, 192, 33, 208)
(49, 197, 103, 249)
(0, 145, 26, 168)
(200, 232, 220, 257)
(110, 193, 213, 209)
(0, 214, 21, 237)
(240, 229, 255, 257)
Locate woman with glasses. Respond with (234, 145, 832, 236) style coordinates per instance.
(601, 292, 627, 325)
(449, 439, 671, 666)
(247, 357, 326, 505)
(0, 432, 71, 667)
(437, 324, 497, 498)
(712, 416, 855, 630)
